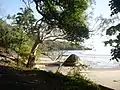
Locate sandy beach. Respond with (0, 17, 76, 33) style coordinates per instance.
(46, 67, 120, 90)
(35, 56, 120, 90)
(84, 68, 120, 90)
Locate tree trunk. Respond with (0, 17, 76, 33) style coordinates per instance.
(26, 40, 40, 68)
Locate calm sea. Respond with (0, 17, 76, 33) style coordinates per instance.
(63, 50, 120, 68)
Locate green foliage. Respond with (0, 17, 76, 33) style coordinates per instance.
(14, 7, 36, 36)
(0, 19, 21, 50)
(104, 33, 120, 61)
(33, 0, 90, 42)
(0, 15, 33, 65)
(9, 7, 36, 62)
(6, 7, 38, 68)
(105, 0, 120, 61)
(106, 24, 120, 36)
(109, 0, 120, 16)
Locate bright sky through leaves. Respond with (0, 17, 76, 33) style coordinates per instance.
(0, 0, 112, 53)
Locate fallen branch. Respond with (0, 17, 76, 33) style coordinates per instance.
(0, 52, 17, 62)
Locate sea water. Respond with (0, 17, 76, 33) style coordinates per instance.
(63, 50, 120, 68)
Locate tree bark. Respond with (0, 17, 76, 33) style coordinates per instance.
(26, 40, 40, 68)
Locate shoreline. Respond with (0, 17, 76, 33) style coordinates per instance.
(37, 54, 120, 68)
(35, 56, 120, 90)
(88, 68, 120, 70)
(43, 66, 120, 90)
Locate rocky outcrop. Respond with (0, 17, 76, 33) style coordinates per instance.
(62, 54, 85, 66)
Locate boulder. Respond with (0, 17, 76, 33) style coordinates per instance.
(62, 54, 80, 66)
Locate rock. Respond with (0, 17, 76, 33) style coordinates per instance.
(62, 54, 81, 66)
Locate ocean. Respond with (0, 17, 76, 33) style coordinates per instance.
(63, 50, 120, 68)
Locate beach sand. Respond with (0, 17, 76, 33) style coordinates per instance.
(84, 68, 120, 90)
(36, 56, 120, 90)
(46, 67, 120, 90)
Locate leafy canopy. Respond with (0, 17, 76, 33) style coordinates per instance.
(32, 0, 89, 41)
(14, 7, 36, 36)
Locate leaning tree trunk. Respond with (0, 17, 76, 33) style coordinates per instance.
(26, 40, 40, 68)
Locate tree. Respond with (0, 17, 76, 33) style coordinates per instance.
(11, 7, 36, 65)
(0, 19, 21, 53)
(0, 18, 31, 65)
(19, 0, 91, 68)
(109, 0, 120, 16)
(104, 0, 120, 61)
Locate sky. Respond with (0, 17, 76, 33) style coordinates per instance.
(0, 0, 114, 53)
(84, 0, 113, 53)
(94, 0, 111, 17)
(0, 0, 24, 17)
(0, 0, 40, 18)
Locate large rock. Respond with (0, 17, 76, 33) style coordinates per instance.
(63, 54, 81, 66)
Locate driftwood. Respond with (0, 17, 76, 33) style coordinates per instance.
(0, 51, 17, 62)
(98, 84, 114, 90)
(0, 52, 26, 66)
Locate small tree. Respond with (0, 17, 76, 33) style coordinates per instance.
(0, 18, 30, 65)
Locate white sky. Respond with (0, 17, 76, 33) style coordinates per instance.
(84, 0, 113, 53)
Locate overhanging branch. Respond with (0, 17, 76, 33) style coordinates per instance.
(43, 34, 65, 41)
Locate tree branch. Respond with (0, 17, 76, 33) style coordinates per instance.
(33, 0, 46, 18)
(43, 33, 65, 40)
(47, 37, 65, 42)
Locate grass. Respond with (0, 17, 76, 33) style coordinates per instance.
(0, 65, 101, 90)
